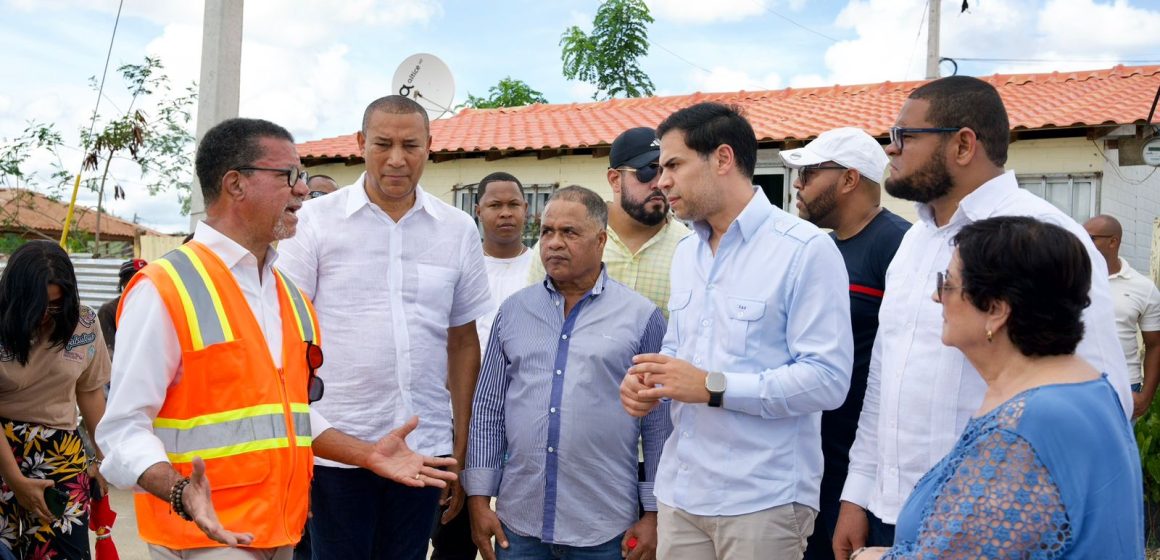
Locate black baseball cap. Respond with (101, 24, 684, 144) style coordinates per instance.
(609, 127, 661, 169)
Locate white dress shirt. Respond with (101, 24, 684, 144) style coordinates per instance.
(477, 249, 535, 355)
(655, 190, 853, 516)
(1109, 258, 1160, 384)
(278, 175, 491, 461)
(96, 222, 332, 490)
(842, 171, 1131, 524)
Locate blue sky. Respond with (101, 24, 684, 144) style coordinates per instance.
(2, 0, 1159, 232)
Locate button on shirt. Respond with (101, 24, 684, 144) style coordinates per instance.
(96, 222, 332, 489)
(842, 171, 1132, 524)
(655, 190, 853, 516)
(278, 176, 491, 460)
(464, 268, 671, 546)
(529, 219, 691, 317)
(1109, 258, 1160, 384)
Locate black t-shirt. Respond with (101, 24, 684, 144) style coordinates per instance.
(822, 208, 910, 472)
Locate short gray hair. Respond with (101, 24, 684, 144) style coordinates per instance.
(547, 185, 607, 228)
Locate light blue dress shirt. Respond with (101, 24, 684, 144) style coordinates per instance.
(655, 190, 853, 516)
(464, 268, 671, 546)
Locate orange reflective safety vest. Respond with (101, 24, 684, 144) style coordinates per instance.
(119, 240, 320, 550)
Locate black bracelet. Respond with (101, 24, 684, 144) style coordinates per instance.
(170, 477, 193, 521)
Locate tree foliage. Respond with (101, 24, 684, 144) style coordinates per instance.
(560, 0, 655, 100)
(0, 56, 195, 255)
(462, 77, 549, 109)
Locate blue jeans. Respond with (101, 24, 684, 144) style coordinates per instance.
(496, 523, 623, 560)
(309, 465, 442, 560)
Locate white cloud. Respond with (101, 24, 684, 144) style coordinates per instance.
(647, 0, 768, 24)
(1037, 0, 1160, 53)
(689, 67, 783, 92)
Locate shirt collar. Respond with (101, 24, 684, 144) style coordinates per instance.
(1110, 257, 1135, 279)
(542, 264, 610, 296)
(191, 221, 278, 271)
(915, 170, 1018, 227)
(345, 172, 443, 221)
(607, 217, 680, 253)
(692, 188, 770, 243)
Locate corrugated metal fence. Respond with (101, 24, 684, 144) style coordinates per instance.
(0, 256, 122, 310)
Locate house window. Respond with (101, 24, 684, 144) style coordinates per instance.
(1016, 173, 1100, 223)
(454, 182, 558, 246)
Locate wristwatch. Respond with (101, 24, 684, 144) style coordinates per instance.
(705, 371, 726, 407)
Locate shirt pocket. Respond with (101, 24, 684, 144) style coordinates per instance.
(667, 290, 692, 347)
(725, 296, 766, 356)
(415, 264, 459, 322)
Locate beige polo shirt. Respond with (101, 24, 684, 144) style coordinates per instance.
(1109, 258, 1160, 385)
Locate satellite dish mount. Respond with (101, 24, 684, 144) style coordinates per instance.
(391, 53, 456, 119)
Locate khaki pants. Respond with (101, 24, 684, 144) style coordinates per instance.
(148, 545, 293, 560)
(657, 502, 817, 560)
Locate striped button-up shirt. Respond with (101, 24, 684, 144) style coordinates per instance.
(529, 219, 691, 317)
(464, 267, 670, 546)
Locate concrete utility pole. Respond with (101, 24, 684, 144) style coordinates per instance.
(189, 0, 243, 229)
(925, 0, 941, 79)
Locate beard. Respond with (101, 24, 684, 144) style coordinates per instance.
(273, 197, 305, 241)
(885, 149, 953, 203)
(799, 181, 839, 226)
(621, 189, 669, 226)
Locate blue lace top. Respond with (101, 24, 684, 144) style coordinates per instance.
(886, 375, 1143, 559)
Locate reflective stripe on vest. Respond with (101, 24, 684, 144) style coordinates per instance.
(155, 403, 312, 463)
(274, 270, 316, 343)
(154, 246, 235, 350)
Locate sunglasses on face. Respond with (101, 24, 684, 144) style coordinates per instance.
(934, 270, 962, 303)
(615, 163, 660, 183)
(798, 163, 847, 185)
(307, 342, 325, 403)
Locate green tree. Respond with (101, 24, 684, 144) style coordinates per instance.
(462, 77, 549, 109)
(79, 56, 196, 253)
(560, 0, 655, 100)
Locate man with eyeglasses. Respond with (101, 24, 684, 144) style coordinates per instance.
(279, 95, 492, 560)
(306, 175, 339, 199)
(832, 76, 1131, 560)
(1083, 214, 1160, 420)
(529, 127, 689, 315)
(96, 118, 456, 560)
(778, 128, 909, 560)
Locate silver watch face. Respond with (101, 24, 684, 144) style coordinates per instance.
(706, 371, 727, 393)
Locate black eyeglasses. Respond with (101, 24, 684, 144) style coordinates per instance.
(889, 127, 962, 150)
(934, 271, 962, 303)
(306, 342, 325, 403)
(233, 166, 309, 189)
(615, 163, 659, 183)
(798, 163, 847, 185)
(44, 302, 66, 315)
(308, 190, 328, 199)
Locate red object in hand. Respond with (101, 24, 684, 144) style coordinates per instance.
(627, 536, 638, 550)
(89, 496, 121, 560)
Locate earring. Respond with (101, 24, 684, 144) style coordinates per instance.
(986, 329, 993, 343)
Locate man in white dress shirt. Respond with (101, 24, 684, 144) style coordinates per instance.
(832, 76, 1131, 559)
(96, 117, 454, 559)
(278, 96, 491, 560)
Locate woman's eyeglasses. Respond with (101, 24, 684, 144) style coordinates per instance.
(307, 342, 325, 403)
(934, 271, 962, 303)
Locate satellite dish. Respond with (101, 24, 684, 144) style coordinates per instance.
(392, 53, 456, 119)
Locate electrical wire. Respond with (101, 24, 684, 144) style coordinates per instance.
(904, 0, 930, 79)
(60, 0, 125, 249)
(648, 39, 712, 74)
(949, 57, 1160, 64)
(1091, 139, 1160, 186)
(746, 0, 839, 43)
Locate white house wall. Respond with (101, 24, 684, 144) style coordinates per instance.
(1100, 146, 1160, 274)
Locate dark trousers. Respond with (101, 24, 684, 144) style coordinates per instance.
(309, 465, 442, 560)
(430, 497, 478, 560)
(803, 474, 895, 560)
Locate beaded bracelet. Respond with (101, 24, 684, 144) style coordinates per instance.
(170, 477, 193, 521)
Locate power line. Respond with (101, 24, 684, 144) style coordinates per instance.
(949, 56, 1160, 64)
(746, 0, 839, 43)
(648, 39, 712, 74)
(904, 0, 930, 78)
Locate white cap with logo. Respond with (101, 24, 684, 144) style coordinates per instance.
(779, 127, 889, 184)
